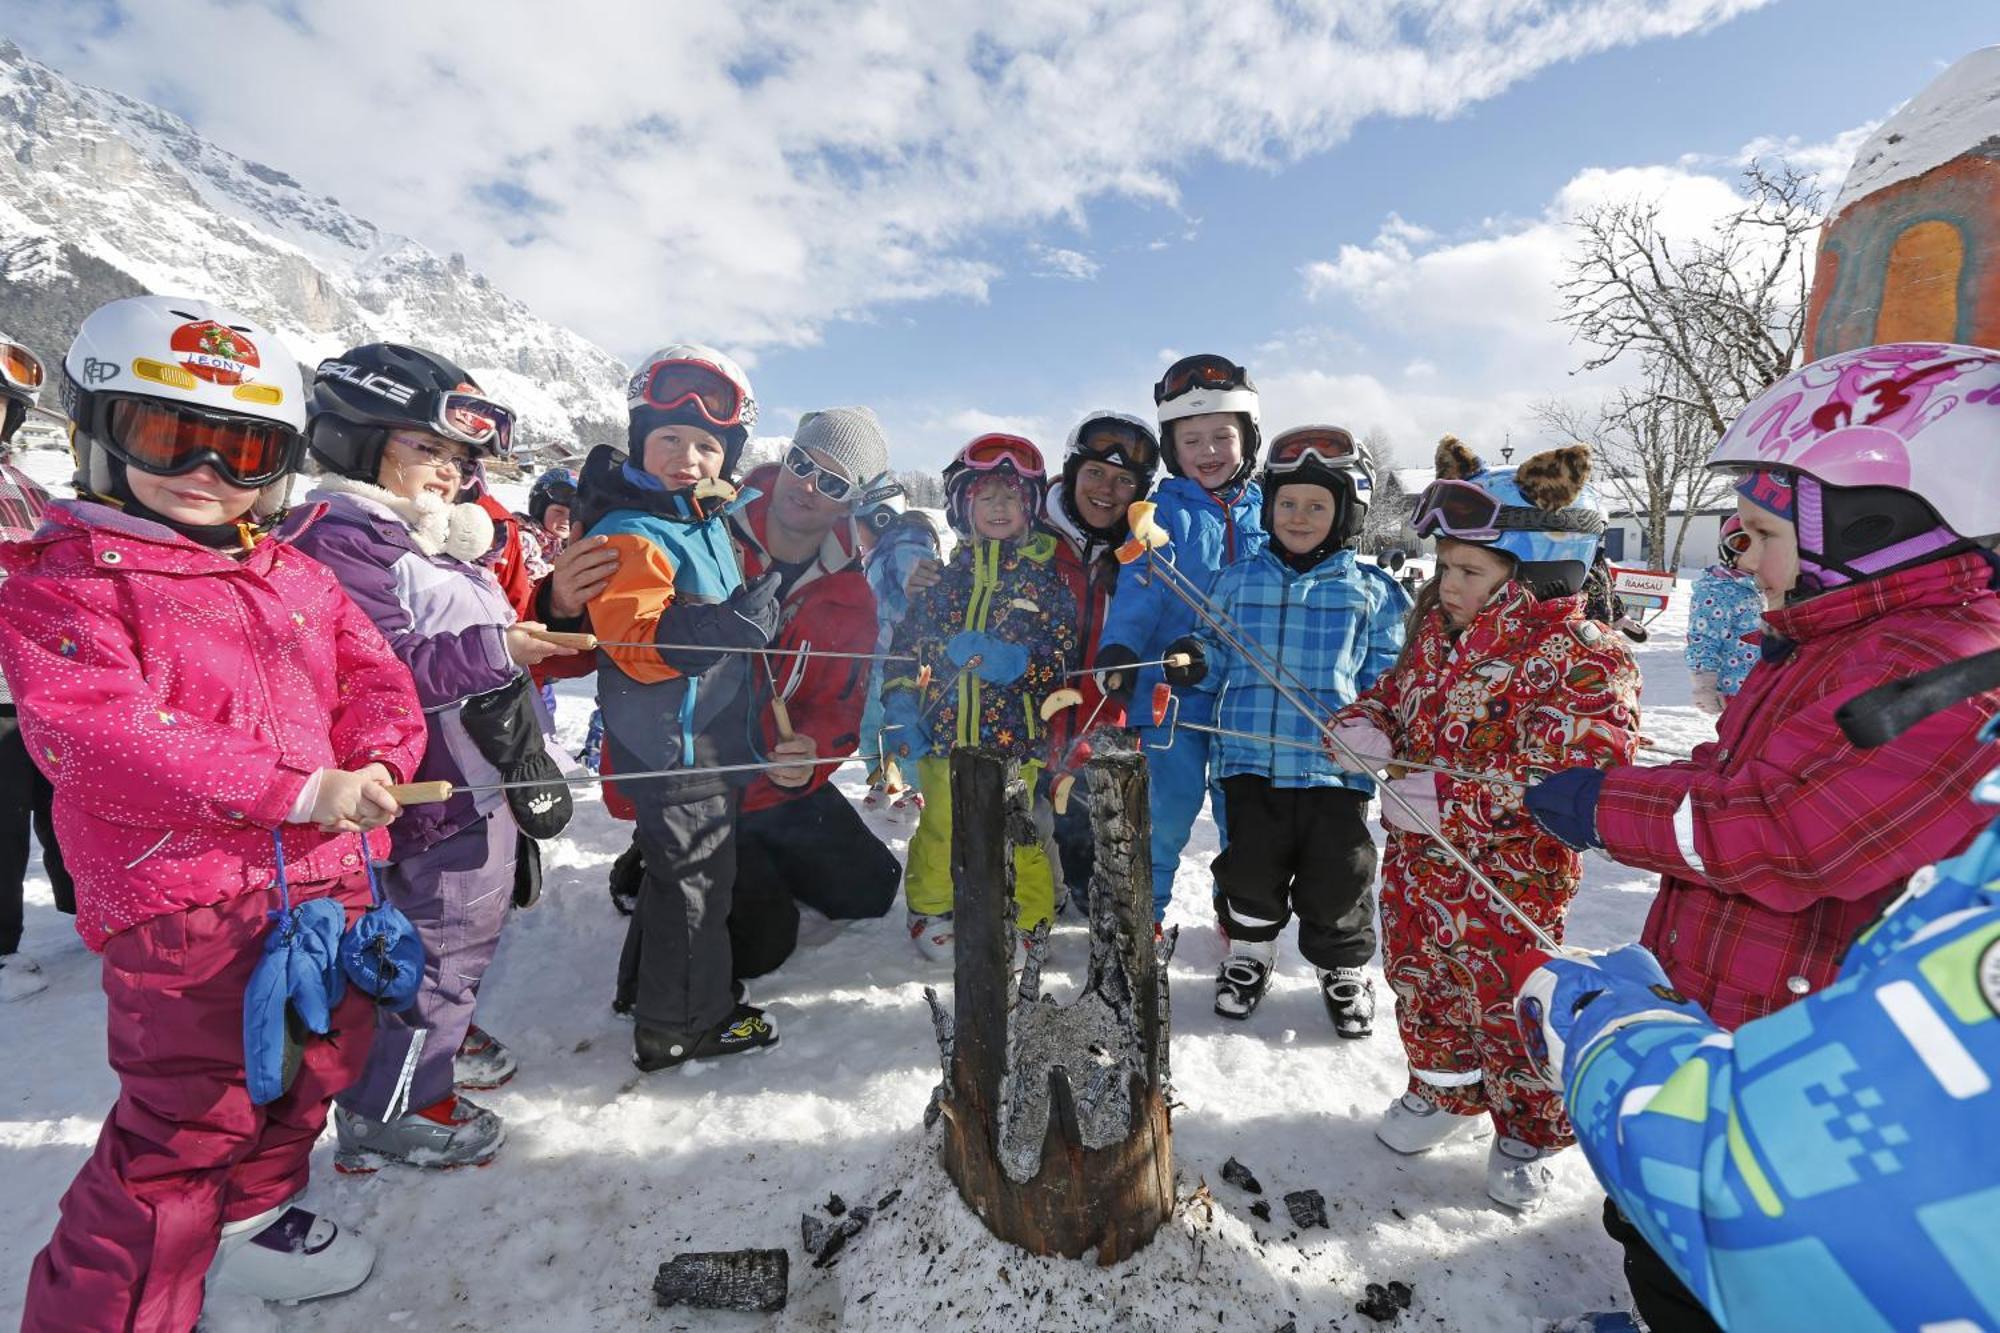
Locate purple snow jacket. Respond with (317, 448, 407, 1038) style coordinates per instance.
(283, 478, 524, 856)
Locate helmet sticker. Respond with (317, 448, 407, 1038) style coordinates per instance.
(169, 319, 260, 386)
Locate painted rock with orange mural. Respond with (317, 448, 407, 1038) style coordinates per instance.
(1804, 46, 2000, 356)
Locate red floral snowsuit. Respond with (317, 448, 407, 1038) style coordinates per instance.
(1343, 586, 1639, 1147)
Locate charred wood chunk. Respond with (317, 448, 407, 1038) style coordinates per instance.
(1282, 1188, 1328, 1230)
(652, 1249, 788, 1312)
(1220, 1156, 1263, 1195)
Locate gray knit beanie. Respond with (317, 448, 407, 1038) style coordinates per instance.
(793, 406, 890, 487)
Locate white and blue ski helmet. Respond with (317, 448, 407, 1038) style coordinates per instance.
(1411, 435, 1606, 595)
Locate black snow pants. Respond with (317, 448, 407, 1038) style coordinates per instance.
(616, 789, 740, 1038)
(1211, 776, 1377, 968)
(1602, 1200, 1724, 1332)
(728, 783, 901, 978)
(0, 705, 73, 955)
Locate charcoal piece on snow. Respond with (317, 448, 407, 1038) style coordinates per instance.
(1249, 1199, 1272, 1222)
(1282, 1188, 1328, 1230)
(826, 1193, 847, 1217)
(652, 1249, 788, 1312)
(1220, 1156, 1263, 1195)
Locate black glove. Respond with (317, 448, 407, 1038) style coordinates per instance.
(1094, 643, 1140, 704)
(654, 571, 784, 676)
(512, 833, 542, 908)
(459, 673, 574, 840)
(608, 835, 645, 916)
(1162, 636, 1207, 688)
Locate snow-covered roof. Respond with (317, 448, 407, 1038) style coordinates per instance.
(1835, 45, 2000, 213)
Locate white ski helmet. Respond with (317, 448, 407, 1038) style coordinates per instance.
(1706, 342, 2000, 594)
(62, 295, 306, 517)
(1153, 353, 1260, 485)
(626, 343, 757, 476)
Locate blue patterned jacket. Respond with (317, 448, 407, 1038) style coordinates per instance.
(1684, 564, 1764, 696)
(1185, 545, 1408, 790)
(1524, 759, 2000, 1331)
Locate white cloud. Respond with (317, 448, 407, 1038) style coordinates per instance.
(9, 0, 1775, 359)
(1027, 243, 1100, 281)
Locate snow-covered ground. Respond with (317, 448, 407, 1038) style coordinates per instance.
(1, 447, 1719, 1330)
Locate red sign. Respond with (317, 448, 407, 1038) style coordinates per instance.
(169, 320, 260, 386)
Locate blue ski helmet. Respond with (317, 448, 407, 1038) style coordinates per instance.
(1412, 436, 1606, 596)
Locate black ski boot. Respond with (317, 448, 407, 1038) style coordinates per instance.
(1318, 966, 1375, 1039)
(634, 1004, 779, 1072)
(1214, 943, 1275, 1020)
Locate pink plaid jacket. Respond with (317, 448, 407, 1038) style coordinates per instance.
(1597, 553, 2000, 1028)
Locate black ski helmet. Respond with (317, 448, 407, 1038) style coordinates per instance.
(528, 467, 578, 524)
(1059, 410, 1159, 540)
(307, 343, 513, 482)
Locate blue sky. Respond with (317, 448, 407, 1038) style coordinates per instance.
(10, 0, 1996, 471)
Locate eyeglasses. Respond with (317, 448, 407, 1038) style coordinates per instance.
(0, 342, 45, 399)
(389, 432, 475, 478)
(634, 360, 747, 429)
(101, 395, 301, 488)
(1267, 427, 1360, 472)
(1154, 354, 1250, 405)
(1073, 419, 1159, 474)
(783, 444, 860, 502)
(1410, 478, 1604, 541)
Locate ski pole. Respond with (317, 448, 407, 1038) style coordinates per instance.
(383, 752, 859, 806)
(1120, 533, 1564, 953)
(530, 629, 916, 664)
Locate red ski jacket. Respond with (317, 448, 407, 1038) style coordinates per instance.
(1597, 552, 2000, 1028)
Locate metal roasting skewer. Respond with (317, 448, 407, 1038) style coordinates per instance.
(384, 752, 860, 806)
(1127, 538, 1568, 953)
(1162, 706, 1531, 790)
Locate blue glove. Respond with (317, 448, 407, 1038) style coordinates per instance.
(883, 689, 932, 763)
(243, 897, 348, 1106)
(1524, 766, 1608, 850)
(1514, 943, 1708, 1086)
(946, 630, 1029, 685)
(340, 901, 424, 1011)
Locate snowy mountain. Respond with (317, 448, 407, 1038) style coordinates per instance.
(0, 39, 625, 462)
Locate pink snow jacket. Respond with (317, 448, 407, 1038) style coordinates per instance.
(1597, 552, 2000, 1028)
(0, 500, 427, 950)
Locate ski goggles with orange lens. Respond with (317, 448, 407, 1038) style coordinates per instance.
(1411, 478, 1603, 541)
(0, 342, 45, 398)
(1720, 525, 1752, 558)
(436, 392, 513, 455)
(634, 360, 747, 428)
(102, 396, 302, 488)
(1267, 427, 1360, 471)
(959, 433, 1044, 478)
(1154, 354, 1250, 405)
(1074, 420, 1159, 474)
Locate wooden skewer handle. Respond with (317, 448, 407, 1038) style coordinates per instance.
(769, 696, 796, 741)
(527, 629, 598, 650)
(385, 780, 456, 805)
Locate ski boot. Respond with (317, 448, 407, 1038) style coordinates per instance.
(1214, 940, 1275, 1020)
(908, 909, 955, 962)
(454, 1024, 518, 1091)
(634, 1003, 779, 1072)
(1374, 1091, 1485, 1155)
(1486, 1135, 1557, 1212)
(1317, 966, 1375, 1039)
(891, 788, 925, 820)
(207, 1201, 376, 1305)
(0, 952, 49, 1002)
(332, 1095, 505, 1173)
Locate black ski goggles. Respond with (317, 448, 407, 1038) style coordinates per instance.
(1410, 478, 1603, 541)
(98, 395, 302, 488)
(1154, 354, 1251, 405)
(1073, 419, 1159, 474)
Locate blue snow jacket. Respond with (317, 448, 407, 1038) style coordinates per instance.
(1518, 756, 2000, 1332)
(1186, 546, 1409, 790)
(1684, 564, 1764, 697)
(1098, 475, 1264, 701)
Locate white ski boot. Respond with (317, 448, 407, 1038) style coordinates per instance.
(0, 952, 49, 1002)
(332, 1095, 505, 1174)
(908, 909, 955, 962)
(1374, 1091, 1485, 1155)
(1317, 966, 1374, 1039)
(453, 1024, 517, 1091)
(1486, 1135, 1557, 1212)
(1214, 940, 1276, 1020)
(206, 1202, 376, 1305)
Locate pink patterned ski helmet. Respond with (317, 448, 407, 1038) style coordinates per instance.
(1706, 342, 2000, 593)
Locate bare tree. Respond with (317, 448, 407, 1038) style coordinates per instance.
(1359, 427, 1416, 555)
(1555, 161, 1820, 565)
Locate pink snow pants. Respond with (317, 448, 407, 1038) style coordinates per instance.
(21, 872, 376, 1333)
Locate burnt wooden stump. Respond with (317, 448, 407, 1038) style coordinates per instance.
(923, 736, 1175, 1265)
